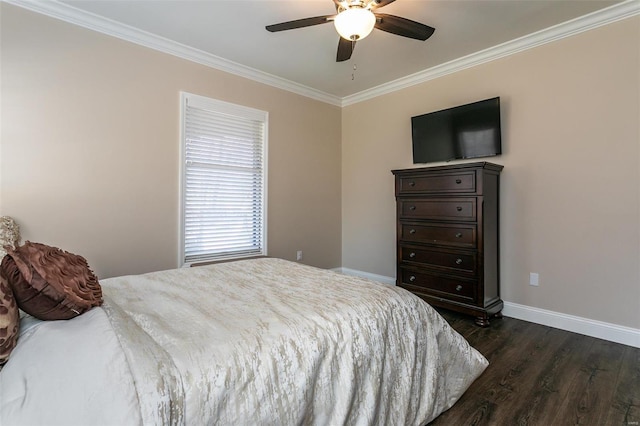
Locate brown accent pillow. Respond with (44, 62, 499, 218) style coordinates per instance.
(0, 271, 20, 366)
(1, 242, 102, 321)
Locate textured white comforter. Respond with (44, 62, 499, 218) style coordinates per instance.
(1, 258, 487, 425)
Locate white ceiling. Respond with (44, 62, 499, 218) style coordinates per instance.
(13, 0, 633, 102)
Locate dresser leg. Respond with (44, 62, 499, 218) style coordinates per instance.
(494, 311, 503, 319)
(474, 315, 491, 327)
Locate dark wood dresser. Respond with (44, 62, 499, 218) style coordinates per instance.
(392, 162, 503, 326)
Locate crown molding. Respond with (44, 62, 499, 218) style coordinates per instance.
(3, 0, 343, 107)
(4, 0, 639, 108)
(341, 0, 640, 107)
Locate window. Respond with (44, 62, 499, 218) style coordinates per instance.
(179, 92, 267, 266)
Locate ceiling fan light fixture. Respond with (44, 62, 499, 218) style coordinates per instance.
(334, 8, 376, 41)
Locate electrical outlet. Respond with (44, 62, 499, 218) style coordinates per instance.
(529, 272, 539, 286)
(296, 250, 303, 261)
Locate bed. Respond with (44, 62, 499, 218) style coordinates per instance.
(0, 257, 487, 425)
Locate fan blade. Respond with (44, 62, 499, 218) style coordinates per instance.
(370, 0, 396, 10)
(374, 13, 435, 41)
(266, 15, 334, 32)
(337, 37, 355, 62)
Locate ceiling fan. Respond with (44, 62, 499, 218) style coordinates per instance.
(266, 0, 435, 62)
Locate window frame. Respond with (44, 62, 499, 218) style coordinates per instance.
(178, 91, 268, 267)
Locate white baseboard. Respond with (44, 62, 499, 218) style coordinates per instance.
(335, 267, 640, 348)
(502, 301, 640, 348)
(332, 267, 396, 285)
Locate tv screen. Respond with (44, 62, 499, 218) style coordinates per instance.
(411, 97, 502, 164)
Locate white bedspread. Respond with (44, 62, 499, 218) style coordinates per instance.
(1, 258, 487, 425)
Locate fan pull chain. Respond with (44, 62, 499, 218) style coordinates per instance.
(351, 39, 357, 80)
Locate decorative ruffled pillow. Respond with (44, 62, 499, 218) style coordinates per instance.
(0, 274, 20, 366)
(1, 242, 102, 321)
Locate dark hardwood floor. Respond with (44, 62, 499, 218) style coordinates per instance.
(429, 309, 640, 426)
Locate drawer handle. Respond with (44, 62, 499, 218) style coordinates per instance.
(455, 232, 463, 238)
(456, 206, 463, 211)
(409, 205, 416, 211)
(409, 181, 416, 187)
(455, 258, 463, 265)
(455, 285, 463, 292)
(409, 252, 416, 258)
(409, 275, 416, 282)
(455, 179, 462, 184)
(409, 229, 416, 234)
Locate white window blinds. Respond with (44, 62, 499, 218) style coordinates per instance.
(180, 93, 267, 266)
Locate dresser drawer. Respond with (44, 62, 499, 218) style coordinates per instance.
(400, 198, 476, 221)
(398, 172, 476, 194)
(400, 222, 476, 248)
(400, 245, 477, 275)
(399, 268, 476, 302)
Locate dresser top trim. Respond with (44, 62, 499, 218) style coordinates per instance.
(392, 161, 504, 175)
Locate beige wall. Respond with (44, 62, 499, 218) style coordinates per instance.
(342, 17, 640, 328)
(0, 4, 342, 278)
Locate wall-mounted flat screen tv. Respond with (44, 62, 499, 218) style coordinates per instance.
(411, 97, 502, 164)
